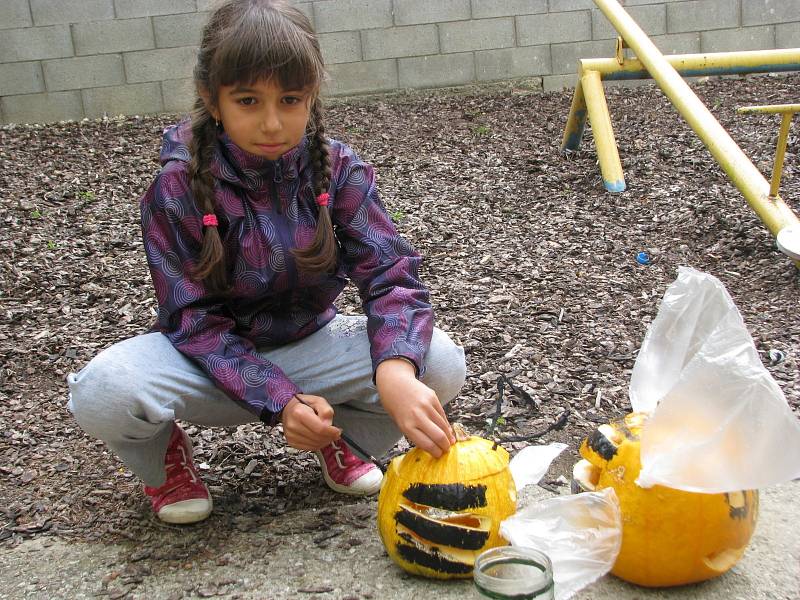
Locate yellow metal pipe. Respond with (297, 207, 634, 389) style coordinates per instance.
(737, 104, 799, 199)
(562, 79, 587, 152)
(582, 70, 625, 192)
(738, 103, 800, 115)
(580, 48, 800, 80)
(770, 113, 794, 198)
(593, 0, 800, 238)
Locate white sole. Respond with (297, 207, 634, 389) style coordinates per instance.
(316, 452, 384, 496)
(157, 495, 213, 524)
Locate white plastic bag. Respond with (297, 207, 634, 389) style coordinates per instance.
(502, 444, 621, 600)
(500, 488, 622, 600)
(630, 266, 800, 492)
(509, 442, 568, 492)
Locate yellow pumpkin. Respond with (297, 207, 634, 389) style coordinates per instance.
(572, 412, 758, 588)
(377, 424, 517, 579)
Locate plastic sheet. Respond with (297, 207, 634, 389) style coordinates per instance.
(629, 266, 800, 492)
(500, 488, 622, 600)
(509, 442, 567, 492)
(501, 444, 621, 600)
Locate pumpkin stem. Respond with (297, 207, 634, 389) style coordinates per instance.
(452, 423, 471, 443)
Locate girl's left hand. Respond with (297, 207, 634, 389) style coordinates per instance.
(376, 359, 456, 457)
(280, 394, 342, 451)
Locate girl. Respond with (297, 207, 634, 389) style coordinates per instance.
(66, 0, 465, 525)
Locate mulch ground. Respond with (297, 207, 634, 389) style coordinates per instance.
(1, 73, 798, 548)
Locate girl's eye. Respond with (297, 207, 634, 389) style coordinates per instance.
(238, 97, 257, 106)
(283, 96, 302, 105)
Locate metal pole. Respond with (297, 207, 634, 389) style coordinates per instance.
(593, 0, 800, 238)
(582, 70, 625, 192)
(565, 52, 800, 152)
(580, 48, 800, 80)
(738, 104, 800, 199)
(738, 104, 800, 115)
(562, 80, 587, 152)
(770, 113, 794, 199)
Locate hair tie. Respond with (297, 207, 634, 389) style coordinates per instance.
(202, 214, 218, 227)
(316, 193, 330, 207)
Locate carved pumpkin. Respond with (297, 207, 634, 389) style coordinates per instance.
(572, 412, 759, 588)
(377, 424, 517, 579)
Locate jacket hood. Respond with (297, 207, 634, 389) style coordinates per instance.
(159, 120, 310, 193)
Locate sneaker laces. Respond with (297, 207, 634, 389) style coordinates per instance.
(319, 439, 377, 485)
(144, 428, 201, 497)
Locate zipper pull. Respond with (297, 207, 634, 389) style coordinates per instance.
(273, 162, 283, 184)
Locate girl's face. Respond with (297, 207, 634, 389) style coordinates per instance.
(209, 78, 313, 161)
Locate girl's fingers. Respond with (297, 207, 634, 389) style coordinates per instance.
(297, 394, 335, 424)
(408, 413, 452, 457)
(429, 401, 455, 445)
(418, 394, 454, 448)
(292, 397, 340, 437)
(300, 417, 341, 440)
(292, 421, 340, 442)
(286, 427, 340, 450)
(285, 408, 341, 450)
(409, 428, 444, 458)
(428, 420, 453, 455)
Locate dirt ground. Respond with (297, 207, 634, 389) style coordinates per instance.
(0, 73, 798, 597)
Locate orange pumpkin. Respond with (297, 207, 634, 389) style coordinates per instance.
(377, 424, 517, 579)
(573, 412, 758, 587)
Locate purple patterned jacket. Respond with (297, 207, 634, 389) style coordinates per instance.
(139, 121, 433, 424)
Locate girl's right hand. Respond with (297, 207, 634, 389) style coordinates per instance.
(280, 394, 342, 451)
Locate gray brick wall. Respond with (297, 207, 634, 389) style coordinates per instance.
(0, 0, 798, 124)
(73, 19, 155, 55)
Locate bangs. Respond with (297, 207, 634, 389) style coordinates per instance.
(210, 5, 322, 92)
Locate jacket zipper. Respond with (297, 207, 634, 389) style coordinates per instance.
(270, 161, 296, 285)
(271, 162, 283, 214)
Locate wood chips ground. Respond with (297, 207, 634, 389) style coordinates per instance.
(1, 74, 798, 549)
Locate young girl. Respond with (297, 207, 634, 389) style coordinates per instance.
(66, 0, 465, 524)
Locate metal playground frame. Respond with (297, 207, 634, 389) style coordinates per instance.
(561, 0, 800, 264)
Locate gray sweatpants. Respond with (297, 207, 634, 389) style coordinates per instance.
(67, 315, 466, 487)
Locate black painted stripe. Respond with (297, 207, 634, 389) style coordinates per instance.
(394, 507, 489, 550)
(587, 429, 618, 461)
(395, 540, 473, 575)
(402, 483, 487, 510)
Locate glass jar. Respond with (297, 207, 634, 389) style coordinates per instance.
(473, 546, 555, 600)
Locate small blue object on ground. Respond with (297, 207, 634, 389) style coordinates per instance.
(636, 251, 651, 265)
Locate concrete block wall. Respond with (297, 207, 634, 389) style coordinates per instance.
(1, 0, 799, 124)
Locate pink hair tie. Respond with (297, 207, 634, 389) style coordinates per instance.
(316, 193, 330, 207)
(202, 213, 218, 227)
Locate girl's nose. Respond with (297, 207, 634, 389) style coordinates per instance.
(260, 108, 281, 133)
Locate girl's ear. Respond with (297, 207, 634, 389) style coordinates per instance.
(198, 87, 220, 121)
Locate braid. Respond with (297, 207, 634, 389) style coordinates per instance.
(293, 98, 338, 274)
(309, 100, 332, 196)
(188, 98, 229, 293)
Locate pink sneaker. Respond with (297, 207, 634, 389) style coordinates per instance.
(143, 424, 212, 524)
(316, 439, 383, 496)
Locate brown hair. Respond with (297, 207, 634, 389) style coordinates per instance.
(189, 0, 336, 293)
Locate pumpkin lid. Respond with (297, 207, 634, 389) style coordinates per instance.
(390, 424, 510, 484)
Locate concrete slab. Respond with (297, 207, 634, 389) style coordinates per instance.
(1, 481, 797, 599)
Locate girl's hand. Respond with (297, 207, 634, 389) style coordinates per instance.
(376, 359, 455, 457)
(280, 394, 342, 451)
